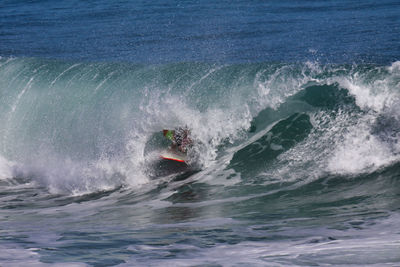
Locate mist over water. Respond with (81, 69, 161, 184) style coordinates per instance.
(1, 0, 400, 266)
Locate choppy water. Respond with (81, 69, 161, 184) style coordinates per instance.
(1, 1, 400, 266)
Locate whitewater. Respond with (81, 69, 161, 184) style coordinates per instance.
(1, 57, 400, 266)
(1, 0, 400, 266)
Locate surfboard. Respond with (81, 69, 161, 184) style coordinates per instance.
(160, 149, 187, 163)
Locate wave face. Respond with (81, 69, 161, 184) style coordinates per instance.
(1, 57, 400, 266)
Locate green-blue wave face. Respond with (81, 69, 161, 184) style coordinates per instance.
(1, 57, 400, 192)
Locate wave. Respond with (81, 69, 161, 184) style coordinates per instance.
(1, 57, 400, 194)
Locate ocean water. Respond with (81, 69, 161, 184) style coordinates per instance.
(1, 0, 400, 266)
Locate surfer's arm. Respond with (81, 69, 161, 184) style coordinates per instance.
(163, 130, 175, 141)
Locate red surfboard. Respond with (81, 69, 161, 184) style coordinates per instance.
(160, 149, 187, 163)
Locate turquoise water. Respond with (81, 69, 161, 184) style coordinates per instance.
(1, 1, 400, 266)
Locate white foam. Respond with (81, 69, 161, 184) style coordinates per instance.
(336, 77, 394, 112)
(0, 155, 14, 180)
(327, 62, 400, 114)
(328, 133, 396, 175)
(387, 61, 400, 73)
(11, 153, 133, 195)
(253, 63, 317, 112)
(0, 245, 87, 267)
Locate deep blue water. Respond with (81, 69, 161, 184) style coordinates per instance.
(1, 1, 400, 266)
(1, 0, 399, 63)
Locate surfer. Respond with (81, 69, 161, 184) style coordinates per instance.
(163, 127, 192, 153)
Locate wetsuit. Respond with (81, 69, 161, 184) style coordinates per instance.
(163, 128, 191, 152)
